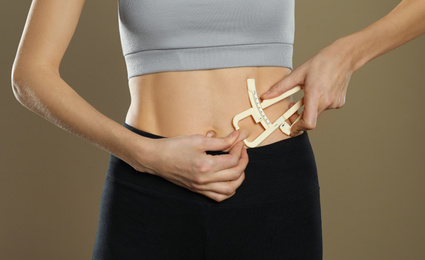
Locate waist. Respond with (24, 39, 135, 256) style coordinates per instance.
(109, 123, 318, 206)
(124, 66, 294, 147)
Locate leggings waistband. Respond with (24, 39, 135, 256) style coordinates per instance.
(122, 122, 311, 161)
(106, 123, 319, 206)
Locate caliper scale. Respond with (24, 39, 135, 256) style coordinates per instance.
(232, 78, 304, 148)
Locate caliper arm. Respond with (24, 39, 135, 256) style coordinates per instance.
(232, 78, 304, 148)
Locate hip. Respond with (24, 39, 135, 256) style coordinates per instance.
(94, 124, 322, 259)
(106, 123, 319, 207)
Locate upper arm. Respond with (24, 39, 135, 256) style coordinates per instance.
(12, 0, 86, 75)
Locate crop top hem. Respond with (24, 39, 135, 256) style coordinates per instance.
(124, 42, 293, 79)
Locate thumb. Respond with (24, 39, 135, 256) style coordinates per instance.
(202, 131, 240, 152)
(291, 94, 318, 134)
(260, 68, 305, 100)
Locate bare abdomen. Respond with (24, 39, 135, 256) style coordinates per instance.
(125, 66, 294, 147)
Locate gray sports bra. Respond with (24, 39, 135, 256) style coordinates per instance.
(118, 0, 295, 79)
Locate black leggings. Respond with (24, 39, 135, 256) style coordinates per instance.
(92, 123, 322, 260)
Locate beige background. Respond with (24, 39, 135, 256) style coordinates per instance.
(1, 0, 424, 259)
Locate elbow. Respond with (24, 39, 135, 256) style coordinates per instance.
(10, 70, 41, 111)
(11, 58, 61, 111)
(11, 62, 52, 108)
(11, 65, 41, 110)
(11, 67, 28, 106)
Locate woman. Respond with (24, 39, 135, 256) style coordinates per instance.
(11, 0, 425, 259)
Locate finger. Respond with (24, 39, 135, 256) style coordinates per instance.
(163, 177, 234, 202)
(287, 102, 300, 124)
(197, 147, 248, 187)
(190, 148, 248, 202)
(196, 171, 246, 196)
(207, 141, 245, 174)
(260, 68, 305, 100)
(198, 190, 235, 202)
(287, 102, 304, 137)
(200, 144, 248, 185)
(201, 130, 239, 151)
(291, 93, 318, 134)
(221, 129, 249, 153)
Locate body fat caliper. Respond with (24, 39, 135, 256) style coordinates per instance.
(232, 78, 304, 148)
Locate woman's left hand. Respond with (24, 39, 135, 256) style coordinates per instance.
(260, 40, 355, 136)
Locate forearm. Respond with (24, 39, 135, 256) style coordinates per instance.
(11, 65, 154, 166)
(334, 0, 425, 72)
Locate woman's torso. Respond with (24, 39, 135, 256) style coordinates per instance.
(125, 66, 294, 147)
(120, 0, 296, 146)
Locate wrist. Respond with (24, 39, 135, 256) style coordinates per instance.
(330, 35, 370, 73)
(111, 126, 158, 174)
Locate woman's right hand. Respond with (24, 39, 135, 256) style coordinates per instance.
(128, 131, 249, 202)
